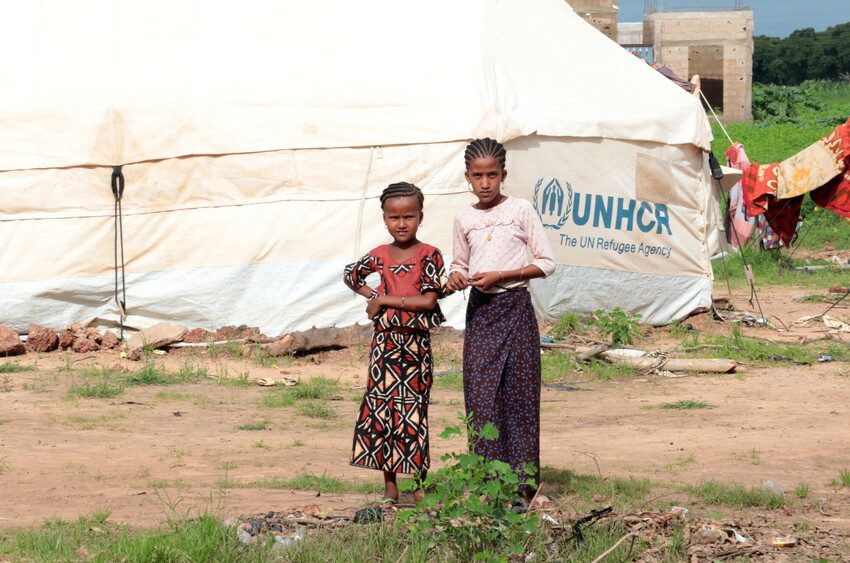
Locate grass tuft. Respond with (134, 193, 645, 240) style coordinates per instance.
(237, 419, 270, 431)
(685, 480, 784, 509)
(0, 362, 35, 373)
(297, 402, 335, 419)
(660, 399, 714, 410)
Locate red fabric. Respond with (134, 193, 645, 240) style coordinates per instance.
(742, 162, 802, 245)
(811, 159, 850, 218)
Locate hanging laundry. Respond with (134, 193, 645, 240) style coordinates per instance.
(810, 159, 850, 218)
(724, 142, 755, 248)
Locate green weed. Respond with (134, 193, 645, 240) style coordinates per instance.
(584, 359, 638, 381)
(551, 311, 586, 339)
(660, 399, 714, 410)
(286, 376, 340, 400)
(126, 362, 173, 385)
(0, 375, 12, 392)
(154, 390, 192, 401)
(254, 440, 272, 450)
(236, 419, 270, 431)
(593, 308, 641, 347)
(249, 474, 382, 495)
(433, 371, 464, 391)
(292, 439, 305, 447)
(541, 466, 653, 507)
(297, 402, 335, 419)
(685, 481, 784, 509)
(795, 483, 811, 498)
(835, 469, 850, 488)
(67, 378, 125, 399)
(261, 394, 295, 408)
(0, 362, 35, 373)
(541, 351, 576, 383)
(731, 448, 763, 465)
(701, 325, 814, 364)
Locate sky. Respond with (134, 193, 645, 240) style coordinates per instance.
(617, 0, 848, 37)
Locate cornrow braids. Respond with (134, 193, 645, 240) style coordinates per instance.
(380, 182, 424, 210)
(464, 137, 507, 170)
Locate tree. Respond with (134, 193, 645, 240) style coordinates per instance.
(754, 21, 850, 85)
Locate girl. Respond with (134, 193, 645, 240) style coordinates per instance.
(343, 182, 447, 504)
(446, 138, 555, 500)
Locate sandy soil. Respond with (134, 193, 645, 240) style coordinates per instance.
(1, 287, 850, 547)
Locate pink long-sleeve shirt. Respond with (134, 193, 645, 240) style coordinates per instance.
(450, 196, 556, 293)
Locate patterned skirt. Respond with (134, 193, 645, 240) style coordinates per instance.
(463, 288, 541, 494)
(351, 328, 432, 474)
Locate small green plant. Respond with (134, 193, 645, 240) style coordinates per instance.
(551, 311, 586, 339)
(731, 448, 762, 466)
(397, 415, 538, 561)
(0, 362, 35, 373)
(660, 399, 714, 410)
(297, 402, 335, 419)
(262, 394, 295, 408)
(836, 469, 850, 488)
(67, 376, 125, 399)
(237, 419, 270, 431)
(795, 483, 811, 498)
(292, 439, 305, 447)
(433, 371, 464, 391)
(685, 481, 784, 509)
(126, 362, 172, 385)
(0, 456, 9, 475)
(222, 340, 244, 358)
(593, 308, 641, 347)
(0, 375, 12, 392)
(254, 440, 272, 450)
(251, 346, 277, 368)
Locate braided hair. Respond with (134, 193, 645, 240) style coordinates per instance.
(380, 182, 424, 210)
(464, 137, 507, 170)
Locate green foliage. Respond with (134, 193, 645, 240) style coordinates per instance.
(836, 469, 850, 488)
(551, 311, 586, 339)
(433, 370, 464, 391)
(397, 415, 537, 561)
(712, 249, 850, 287)
(751, 83, 823, 123)
(685, 481, 785, 509)
(593, 308, 641, 347)
(660, 399, 714, 410)
(236, 419, 270, 431)
(249, 473, 382, 495)
(795, 483, 811, 498)
(297, 402, 335, 419)
(284, 376, 340, 400)
(0, 362, 35, 373)
(702, 325, 814, 364)
(754, 23, 850, 86)
(68, 369, 125, 399)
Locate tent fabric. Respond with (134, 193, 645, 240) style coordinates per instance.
(0, 0, 717, 333)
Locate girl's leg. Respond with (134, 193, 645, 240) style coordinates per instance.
(382, 471, 399, 504)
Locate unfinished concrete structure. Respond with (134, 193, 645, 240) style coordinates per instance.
(567, 0, 618, 41)
(568, 1, 753, 121)
(643, 4, 753, 121)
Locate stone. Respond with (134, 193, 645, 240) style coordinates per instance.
(125, 323, 188, 358)
(183, 328, 212, 343)
(58, 329, 77, 349)
(72, 337, 100, 353)
(100, 331, 120, 349)
(84, 328, 103, 344)
(26, 324, 59, 353)
(213, 324, 260, 341)
(236, 528, 254, 545)
(0, 325, 25, 357)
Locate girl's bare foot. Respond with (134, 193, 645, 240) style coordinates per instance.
(413, 488, 425, 504)
(382, 479, 399, 505)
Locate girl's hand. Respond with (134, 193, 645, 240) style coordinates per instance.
(468, 271, 503, 291)
(446, 272, 469, 292)
(366, 296, 384, 320)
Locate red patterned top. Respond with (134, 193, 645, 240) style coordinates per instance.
(344, 243, 447, 332)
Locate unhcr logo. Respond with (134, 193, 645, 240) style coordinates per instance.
(532, 178, 672, 235)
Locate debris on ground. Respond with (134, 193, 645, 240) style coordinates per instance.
(0, 324, 26, 356)
(125, 322, 188, 360)
(794, 314, 850, 333)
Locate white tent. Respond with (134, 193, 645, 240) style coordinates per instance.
(0, 0, 717, 334)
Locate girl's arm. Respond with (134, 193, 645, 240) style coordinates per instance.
(447, 216, 470, 292)
(343, 253, 380, 298)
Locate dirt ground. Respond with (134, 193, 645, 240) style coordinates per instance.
(2, 287, 850, 548)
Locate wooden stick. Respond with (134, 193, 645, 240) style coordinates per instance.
(590, 532, 638, 563)
(599, 352, 736, 373)
(576, 344, 609, 361)
(540, 342, 577, 350)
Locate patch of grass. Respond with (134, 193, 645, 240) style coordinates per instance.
(542, 351, 576, 383)
(0, 418, 11, 425)
(713, 249, 850, 288)
(685, 481, 784, 509)
(173, 363, 208, 383)
(699, 325, 815, 364)
(254, 440, 272, 450)
(251, 346, 278, 368)
(250, 474, 382, 495)
(154, 390, 192, 401)
(217, 461, 238, 471)
(0, 362, 35, 373)
(65, 413, 126, 430)
(540, 467, 653, 507)
(584, 359, 638, 381)
(0, 456, 9, 475)
(795, 483, 811, 499)
(0, 375, 12, 392)
(68, 368, 125, 399)
(297, 402, 335, 419)
(236, 419, 270, 431)
(292, 439, 305, 447)
(222, 340, 244, 358)
(23, 376, 57, 393)
(0, 512, 276, 562)
(433, 371, 464, 391)
(834, 469, 850, 488)
(148, 479, 189, 489)
(125, 361, 173, 385)
(731, 448, 763, 466)
(286, 376, 340, 399)
(432, 342, 462, 370)
(660, 399, 714, 410)
(664, 454, 698, 471)
(261, 394, 295, 408)
(551, 311, 586, 339)
(217, 370, 251, 387)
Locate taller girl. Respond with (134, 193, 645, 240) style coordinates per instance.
(446, 138, 555, 499)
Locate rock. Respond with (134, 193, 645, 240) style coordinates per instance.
(72, 337, 100, 353)
(84, 328, 103, 344)
(236, 528, 254, 545)
(262, 335, 295, 357)
(26, 324, 59, 353)
(100, 331, 119, 349)
(0, 325, 25, 357)
(125, 323, 188, 358)
(213, 324, 260, 341)
(58, 329, 77, 349)
(183, 328, 212, 343)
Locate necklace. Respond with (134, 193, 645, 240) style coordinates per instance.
(478, 197, 506, 242)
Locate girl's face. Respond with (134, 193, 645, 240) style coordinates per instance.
(465, 156, 507, 207)
(383, 195, 422, 245)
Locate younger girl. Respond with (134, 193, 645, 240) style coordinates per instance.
(447, 138, 555, 499)
(343, 182, 447, 504)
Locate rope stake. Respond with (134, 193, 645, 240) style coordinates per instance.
(112, 165, 127, 340)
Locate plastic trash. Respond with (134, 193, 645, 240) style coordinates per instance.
(817, 355, 834, 363)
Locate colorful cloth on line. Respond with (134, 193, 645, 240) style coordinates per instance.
(343, 243, 448, 332)
(724, 142, 755, 248)
(463, 287, 541, 496)
(350, 329, 432, 474)
(742, 118, 850, 245)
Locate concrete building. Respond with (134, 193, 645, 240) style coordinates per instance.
(644, 7, 753, 121)
(567, 1, 753, 121)
(567, 0, 618, 41)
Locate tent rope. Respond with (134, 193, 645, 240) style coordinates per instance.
(111, 166, 127, 340)
(700, 89, 734, 147)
